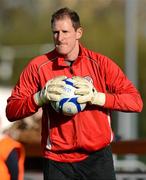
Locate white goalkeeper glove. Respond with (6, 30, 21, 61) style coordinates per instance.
(73, 76, 106, 106)
(34, 76, 67, 106)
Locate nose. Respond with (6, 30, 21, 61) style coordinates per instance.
(57, 32, 64, 42)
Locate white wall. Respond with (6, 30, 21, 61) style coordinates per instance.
(0, 86, 13, 131)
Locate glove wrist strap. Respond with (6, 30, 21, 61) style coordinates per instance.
(34, 91, 44, 106)
(91, 92, 106, 106)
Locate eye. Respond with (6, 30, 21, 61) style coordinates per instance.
(53, 31, 58, 35)
(62, 30, 68, 33)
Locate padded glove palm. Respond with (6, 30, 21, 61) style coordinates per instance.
(34, 76, 67, 106)
(73, 76, 105, 106)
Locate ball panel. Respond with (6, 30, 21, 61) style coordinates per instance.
(61, 101, 78, 116)
(59, 97, 82, 113)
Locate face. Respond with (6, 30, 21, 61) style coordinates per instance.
(52, 17, 83, 59)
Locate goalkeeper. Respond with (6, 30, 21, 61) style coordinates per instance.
(6, 7, 143, 180)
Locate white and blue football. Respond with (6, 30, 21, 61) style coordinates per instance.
(50, 78, 86, 116)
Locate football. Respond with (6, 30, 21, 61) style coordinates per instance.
(50, 78, 86, 116)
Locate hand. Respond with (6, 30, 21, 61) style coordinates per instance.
(34, 76, 67, 106)
(72, 76, 105, 106)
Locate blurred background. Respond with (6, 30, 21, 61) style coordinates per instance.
(0, 0, 146, 179)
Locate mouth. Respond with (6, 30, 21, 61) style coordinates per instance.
(56, 44, 66, 48)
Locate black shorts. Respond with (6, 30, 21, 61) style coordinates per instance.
(43, 145, 116, 180)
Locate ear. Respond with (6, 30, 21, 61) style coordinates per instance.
(76, 27, 83, 40)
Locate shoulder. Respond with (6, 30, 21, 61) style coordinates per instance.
(28, 49, 57, 67)
(81, 45, 112, 64)
(81, 45, 123, 74)
(22, 49, 59, 75)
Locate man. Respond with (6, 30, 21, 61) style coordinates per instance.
(0, 119, 25, 180)
(6, 7, 143, 180)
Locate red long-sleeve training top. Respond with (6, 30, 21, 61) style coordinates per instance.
(6, 44, 143, 162)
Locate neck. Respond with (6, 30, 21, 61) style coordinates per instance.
(65, 42, 80, 61)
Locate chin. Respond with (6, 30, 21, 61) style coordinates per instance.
(56, 48, 68, 55)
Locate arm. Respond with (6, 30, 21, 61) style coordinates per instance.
(6, 60, 67, 122)
(103, 57, 143, 112)
(6, 62, 40, 121)
(73, 57, 143, 112)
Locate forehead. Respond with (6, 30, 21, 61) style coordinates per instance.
(52, 17, 74, 29)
